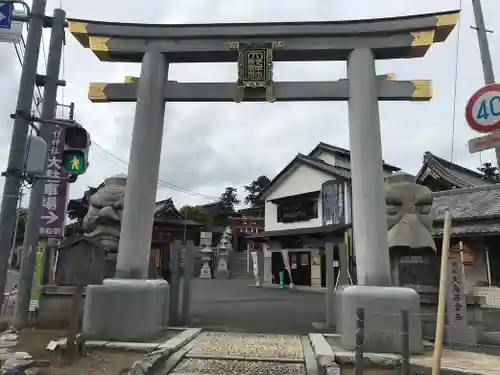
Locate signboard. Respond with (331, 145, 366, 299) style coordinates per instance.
(200, 232, 212, 247)
(468, 130, 500, 154)
(29, 243, 45, 311)
(0, 3, 13, 29)
(39, 124, 69, 238)
(230, 40, 282, 102)
(445, 256, 467, 326)
(321, 179, 345, 226)
(0, 9, 23, 44)
(465, 84, 500, 133)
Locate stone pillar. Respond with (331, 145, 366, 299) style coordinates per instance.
(325, 242, 335, 327)
(263, 247, 273, 283)
(82, 51, 170, 341)
(116, 51, 168, 279)
(347, 48, 391, 286)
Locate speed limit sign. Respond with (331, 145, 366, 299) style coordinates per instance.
(465, 84, 500, 133)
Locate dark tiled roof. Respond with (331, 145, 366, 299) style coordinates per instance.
(309, 142, 401, 172)
(297, 154, 352, 179)
(431, 184, 500, 221)
(432, 221, 500, 237)
(418, 152, 497, 188)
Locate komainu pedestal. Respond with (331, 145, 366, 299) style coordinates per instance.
(338, 286, 423, 353)
(83, 278, 170, 341)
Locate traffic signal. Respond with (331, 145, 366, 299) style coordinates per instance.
(62, 126, 90, 175)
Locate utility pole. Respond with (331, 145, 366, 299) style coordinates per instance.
(0, 0, 47, 302)
(13, 8, 66, 329)
(471, 0, 499, 167)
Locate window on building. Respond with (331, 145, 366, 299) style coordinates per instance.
(275, 192, 319, 223)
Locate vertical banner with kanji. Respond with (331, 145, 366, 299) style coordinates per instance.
(446, 255, 468, 326)
(321, 179, 346, 226)
(39, 124, 69, 238)
(29, 243, 45, 311)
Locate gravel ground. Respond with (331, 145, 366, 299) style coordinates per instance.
(188, 332, 304, 359)
(173, 358, 306, 375)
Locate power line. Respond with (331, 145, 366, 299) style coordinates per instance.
(90, 142, 219, 201)
(449, 0, 463, 163)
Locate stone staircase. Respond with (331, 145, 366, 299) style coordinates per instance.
(228, 251, 253, 279)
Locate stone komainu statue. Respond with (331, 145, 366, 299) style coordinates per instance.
(82, 174, 127, 252)
(385, 172, 438, 286)
(385, 172, 436, 251)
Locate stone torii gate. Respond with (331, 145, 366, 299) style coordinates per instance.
(68, 10, 459, 341)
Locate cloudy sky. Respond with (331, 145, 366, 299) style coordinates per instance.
(0, 0, 499, 210)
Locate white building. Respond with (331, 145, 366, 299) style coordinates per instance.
(252, 142, 400, 287)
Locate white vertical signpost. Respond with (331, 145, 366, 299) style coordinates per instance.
(466, 84, 500, 153)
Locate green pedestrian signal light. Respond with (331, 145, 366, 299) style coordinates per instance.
(61, 126, 90, 175)
(62, 151, 85, 173)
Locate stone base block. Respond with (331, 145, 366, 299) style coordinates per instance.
(82, 278, 170, 341)
(338, 285, 423, 354)
(445, 324, 478, 346)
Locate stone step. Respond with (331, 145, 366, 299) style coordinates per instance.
(171, 358, 306, 375)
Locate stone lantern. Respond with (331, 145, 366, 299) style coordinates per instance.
(216, 227, 232, 278)
(216, 238, 230, 278)
(199, 245, 213, 279)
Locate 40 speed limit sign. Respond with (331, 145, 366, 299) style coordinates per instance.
(466, 84, 500, 133)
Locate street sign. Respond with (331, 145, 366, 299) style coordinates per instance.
(468, 130, 500, 154)
(0, 3, 13, 29)
(39, 124, 69, 238)
(465, 84, 500, 133)
(0, 9, 22, 44)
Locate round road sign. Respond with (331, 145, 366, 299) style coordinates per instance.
(466, 84, 500, 133)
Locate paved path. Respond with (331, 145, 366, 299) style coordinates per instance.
(188, 279, 326, 334)
(169, 332, 309, 375)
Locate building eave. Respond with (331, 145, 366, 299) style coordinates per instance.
(417, 151, 497, 188)
(310, 142, 401, 172)
(255, 153, 349, 203)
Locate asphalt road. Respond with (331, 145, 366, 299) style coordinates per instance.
(187, 279, 327, 334)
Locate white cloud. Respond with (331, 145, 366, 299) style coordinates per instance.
(0, 0, 499, 210)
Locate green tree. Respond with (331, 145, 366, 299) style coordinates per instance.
(477, 162, 500, 180)
(244, 175, 271, 205)
(218, 187, 240, 215)
(179, 205, 213, 228)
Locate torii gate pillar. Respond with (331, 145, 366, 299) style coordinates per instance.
(347, 48, 391, 286)
(82, 51, 171, 341)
